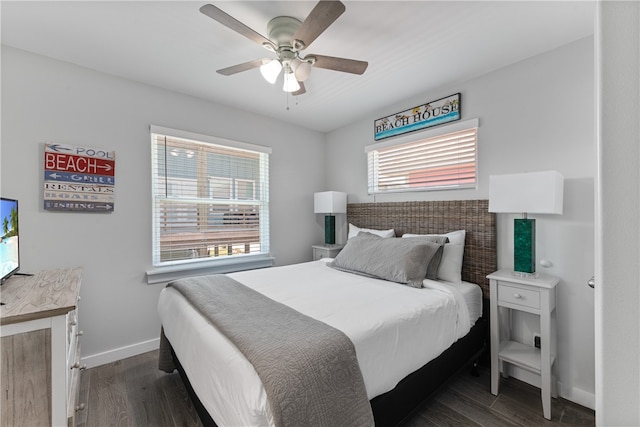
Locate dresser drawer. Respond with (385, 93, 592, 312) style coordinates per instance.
(498, 284, 540, 310)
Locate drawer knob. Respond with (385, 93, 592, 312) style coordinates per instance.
(77, 330, 84, 337)
(71, 362, 81, 369)
(76, 403, 86, 412)
(513, 293, 522, 299)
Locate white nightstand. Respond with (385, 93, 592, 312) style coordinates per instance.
(488, 269, 559, 420)
(312, 244, 344, 261)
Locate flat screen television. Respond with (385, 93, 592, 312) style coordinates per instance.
(1, 197, 20, 284)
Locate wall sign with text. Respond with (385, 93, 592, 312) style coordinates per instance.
(374, 93, 461, 141)
(43, 143, 115, 212)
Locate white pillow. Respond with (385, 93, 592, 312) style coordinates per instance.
(436, 244, 464, 283)
(402, 230, 466, 245)
(348, 223, 395, 239)
(402, 230, 466, 283)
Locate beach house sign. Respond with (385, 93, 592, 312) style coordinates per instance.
(374, 93, 460, 141)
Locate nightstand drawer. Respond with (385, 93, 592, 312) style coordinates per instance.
(312, 244, 344, 261)
(498, 284, 540, 309)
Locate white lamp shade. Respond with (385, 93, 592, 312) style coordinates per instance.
(282, 72, 300, 92)
(314, 191, 347, 214)
(489, 170, 564, 214)
(260, 59, 282, 84)
(294, 61, 312, 82)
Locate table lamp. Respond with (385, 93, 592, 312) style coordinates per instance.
(314, 191, 347, 245)
(489, 170, 564, 275)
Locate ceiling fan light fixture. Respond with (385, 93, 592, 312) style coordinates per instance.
(282, 71, 300, 93)
(294, 61, 312, 82)
(260, 59, 282, 84)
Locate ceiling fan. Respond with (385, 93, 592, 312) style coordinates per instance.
(200, 1, 368, 95)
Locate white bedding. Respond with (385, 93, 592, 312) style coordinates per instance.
(158, 259, 482, 427)
(447, 279, 483, 326)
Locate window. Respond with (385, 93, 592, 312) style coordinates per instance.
(366, 118, 478, 194)
(150, 126, 271, 274)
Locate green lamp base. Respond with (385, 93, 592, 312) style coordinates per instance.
(324, 215, 336, 245)
(514, 218, 536, 274)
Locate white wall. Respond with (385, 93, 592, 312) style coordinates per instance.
(595, 1, 640, 424)
(0, 46, 326, 365)
(325, 38, 596, 408)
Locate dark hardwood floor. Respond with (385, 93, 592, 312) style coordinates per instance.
(77, 350, 594, 427)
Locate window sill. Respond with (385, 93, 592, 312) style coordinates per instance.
(146, 254, 275, 285)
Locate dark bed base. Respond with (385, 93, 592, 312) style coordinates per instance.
(370, 315, 487, 426)
(171, 313, 488, 427)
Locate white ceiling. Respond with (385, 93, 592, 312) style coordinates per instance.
(1, 1, 595, 133)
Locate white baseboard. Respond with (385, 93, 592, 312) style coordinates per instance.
(557, 381, 596, 410)
(81, 337, 160, 369)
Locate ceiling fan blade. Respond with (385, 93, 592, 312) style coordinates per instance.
(292, 1, 345, 50)
(200, 4, 276, 51)
(292, 82, 306, 96)
(310, 54, 368, 75)
(217, 59, 269, 76)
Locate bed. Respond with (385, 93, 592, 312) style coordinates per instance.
(158, 199, 496, 427)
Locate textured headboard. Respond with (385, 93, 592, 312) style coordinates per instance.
(347, 200, 496, 297)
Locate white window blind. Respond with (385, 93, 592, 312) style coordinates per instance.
(366, 119, 478, 194)
(150, 127, 270, 268)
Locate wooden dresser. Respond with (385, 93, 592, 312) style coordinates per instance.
(0, 268, 83, 427)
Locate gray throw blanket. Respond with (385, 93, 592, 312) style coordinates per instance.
(159, 274, 374, 427)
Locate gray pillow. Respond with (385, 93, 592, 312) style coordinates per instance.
(401, 235, 449, 280)
(328, 232, 443, 288)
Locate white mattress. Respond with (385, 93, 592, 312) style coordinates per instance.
(448, 279, 483, 326)
(158, 259, 482, 427)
